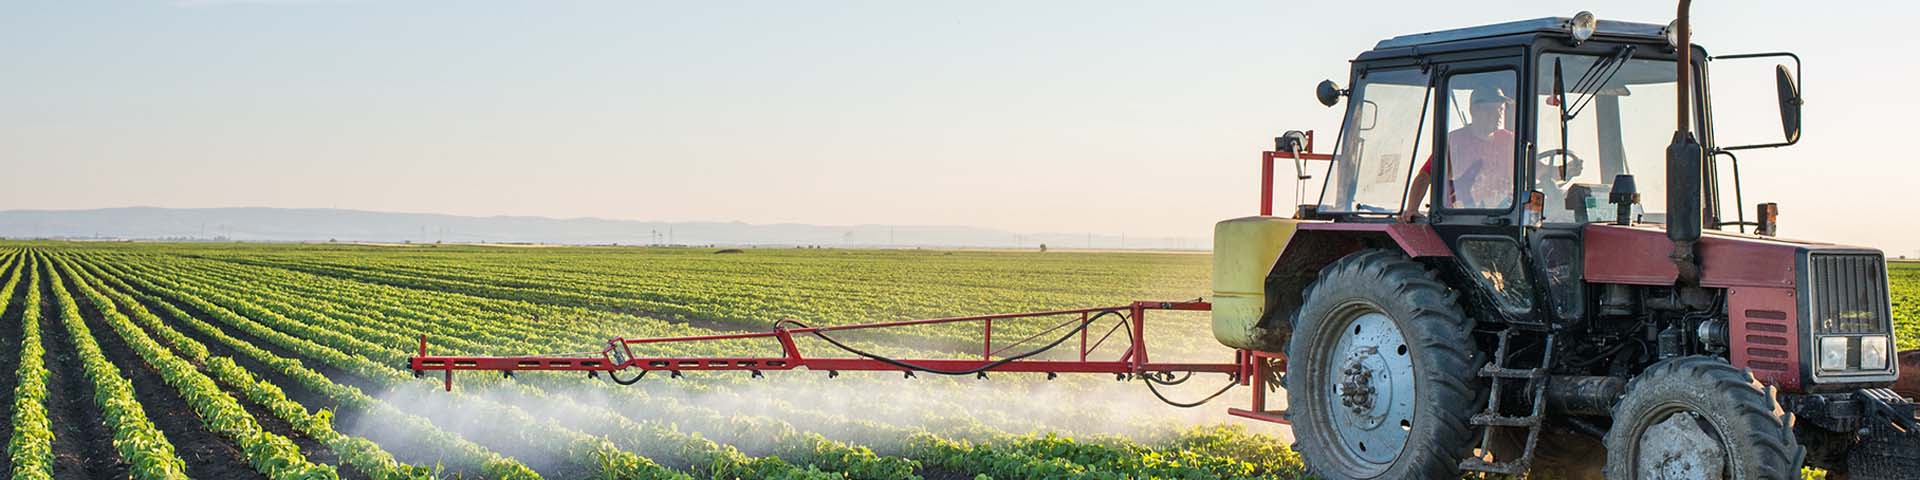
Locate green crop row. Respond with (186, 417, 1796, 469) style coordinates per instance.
(61, 254, 439, 480)
(152, 252, 1159, 479)
(83, 258, 540, 479)
(6, 252, 56, 480)
(106, 255, 912, 480)
(52, 254, 339, 479)
(108, 252, 1068, 479)
(93, 257, 683, 480)
(43, 255, 191, 480)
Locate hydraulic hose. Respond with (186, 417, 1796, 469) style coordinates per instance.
(777, 305, 1242, 408)
(776, 309, 1129, 376)
(1116, 310, 1242, 408)
(1144, 375, 1239, 408)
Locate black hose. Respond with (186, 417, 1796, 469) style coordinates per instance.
(778, 304, 1242, 409)
(1145, 375, 1238, 408)
(1116, 305, 1240, 408)
(778, 310, 1128, 376)
(1146, 371, 1193, 385)
(609, 369, 646, 385)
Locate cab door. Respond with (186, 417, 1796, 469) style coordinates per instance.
(1426, 60, 1552, 326)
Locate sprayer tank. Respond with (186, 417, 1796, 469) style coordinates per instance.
(1210, 216, 1300, 350)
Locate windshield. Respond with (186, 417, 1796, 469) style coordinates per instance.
(1536, 52, 1676, 224)
(1317, 68, 1431, 214)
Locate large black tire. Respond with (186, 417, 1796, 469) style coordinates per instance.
(1603, 356, 1804, 480)
(1285, 249, 1479, 480)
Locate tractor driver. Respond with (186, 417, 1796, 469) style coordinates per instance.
(1398, 84, 1515, 222)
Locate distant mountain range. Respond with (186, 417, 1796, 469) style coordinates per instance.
(0, 207, 1206, 250)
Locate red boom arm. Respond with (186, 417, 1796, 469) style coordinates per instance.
(409, 300, 1293, 424)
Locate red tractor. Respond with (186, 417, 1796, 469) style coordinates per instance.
(414, 4, 1920, 478)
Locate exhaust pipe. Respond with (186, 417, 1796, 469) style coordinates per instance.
(1667, 0, 1704, 286)
(1896, 350, 1920, 400)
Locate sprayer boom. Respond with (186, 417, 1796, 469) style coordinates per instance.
(410, 300, 1262, 395)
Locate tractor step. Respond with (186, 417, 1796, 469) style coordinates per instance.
(1459, 457, 1529, 476)
(1460, 329, 1555, 477)
(1472, 413, 1543, 427)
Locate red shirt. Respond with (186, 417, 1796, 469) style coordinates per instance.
(1420, 128, 1514, 208)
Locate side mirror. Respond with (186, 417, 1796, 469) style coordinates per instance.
(1714, 52, 1803, 151)
(1775, 65, 1802, 144)
(1316, 80, 1345, 107)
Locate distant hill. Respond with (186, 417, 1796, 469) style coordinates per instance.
(0, 207, 1204, 250)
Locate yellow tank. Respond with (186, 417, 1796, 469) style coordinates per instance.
(1211, 216, 1302, 350)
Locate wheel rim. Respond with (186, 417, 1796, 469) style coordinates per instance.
(1632, 408, 1729, 479)
(1319, 306, 1417, 471)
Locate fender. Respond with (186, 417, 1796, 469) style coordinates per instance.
(1251, 222, 1451, 348)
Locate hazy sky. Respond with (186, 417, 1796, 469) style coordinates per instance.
(4, 1, 1917, 253)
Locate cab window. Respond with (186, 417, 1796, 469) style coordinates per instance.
(1439, 70, 1519, 210)
(1535, 53, 1677, 224)
(1317, 68, 1431, 215)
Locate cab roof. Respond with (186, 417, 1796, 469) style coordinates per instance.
(1373, 16, 1668, 50)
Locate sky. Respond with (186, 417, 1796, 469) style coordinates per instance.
(3, 1, 1917, 253)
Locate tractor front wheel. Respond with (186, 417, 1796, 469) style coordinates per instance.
(1602, 356, 1804, 480)
(1286, 249, 1479, 479)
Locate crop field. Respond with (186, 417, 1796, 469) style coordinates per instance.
(0, 242, 1911, 480)
(1893, 261, 1919, 352)
(0, 242, 1297, 480)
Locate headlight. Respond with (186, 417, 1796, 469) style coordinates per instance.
(1664, 19, 1683, 48)
(1819, 336, 1848, 371)
(1569, 11, 1598, 44)
(1861, 336, 1890, 370)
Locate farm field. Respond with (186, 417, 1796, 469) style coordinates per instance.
(0, 242, 1297, 480)
(0, 241, 1911, 480)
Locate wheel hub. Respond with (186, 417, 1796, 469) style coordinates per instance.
(1636, 412, 1726, 479)
(1340, 348, 1386, 421)
(1324, 311, 1416, 466)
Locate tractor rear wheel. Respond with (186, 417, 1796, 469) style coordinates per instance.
(1286, 249, 1478, 480)
(1602, 356, 1804, 480)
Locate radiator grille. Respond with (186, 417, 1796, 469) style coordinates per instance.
(1807, 253, 1891, 336)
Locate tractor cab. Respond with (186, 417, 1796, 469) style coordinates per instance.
(1306, 15, 1797, 232)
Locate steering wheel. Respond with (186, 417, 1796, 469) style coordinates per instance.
(1534, 148, 1587, 188)
(1530, 149, 1590, 221)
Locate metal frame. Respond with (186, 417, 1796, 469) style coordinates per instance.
(411, 300, 1267, 395)
(1710, 51, 1803, 152)
(1227, 350, 1290, 425)
(1261, 130, 1334, 216)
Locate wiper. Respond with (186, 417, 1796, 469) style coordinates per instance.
(1554, 58, 1569, 180)
(1552, 45, 1637, 179)
(1564, 45, 1636, 119)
